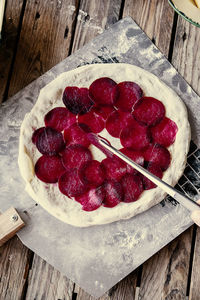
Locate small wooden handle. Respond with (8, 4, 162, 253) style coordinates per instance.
(0, 207, 25, 247)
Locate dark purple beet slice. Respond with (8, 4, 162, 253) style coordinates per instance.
(102, 180, 123, 208)
(44, 107, 76, 131)
(61, 144, 92, 171)
(120, 148, 144, 175)
(120, 122, 151, 150)
(63, 86, 94, 115)
(151, 117, 178, 147)
(132, 97, 165, 126)
(92, 105, 115, 122)
(78, 109, 105, 133)
(106, 110, 136, 138)
(36, 127, 65, 156)
(75, 185, 105, 211)
(143, 143, 171, 171)
(32, 127, 45, 144)
(115, 81, 143, 112)
(35, 155, 65, 183)
(121, 174, 144, 202)
(63, 123, 90, 147)
(80, 160, 105, 187)
(143, 162, 163, 190)
(101, 156, 127, 181)
(58, 169, 88, 197)
(89, 77, 118, 106)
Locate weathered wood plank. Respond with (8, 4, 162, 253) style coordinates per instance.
(189, 227, 200, 300)
(0, 0, 24, 103)
(71, 0, 121, 52)
(25, 254, 74, 300)
(0, 236, 32, 300)
(8, 0, 78, 98)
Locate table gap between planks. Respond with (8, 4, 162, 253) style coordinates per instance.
(0, 0, 200, 299)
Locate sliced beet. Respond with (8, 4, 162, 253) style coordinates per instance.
(143, 162, 163, 190)
(63, 123, 90, 147)
(106, 110, 136, 138)
(44, 107, 76, 132)
(75, 186, 105, 211)
(115, 81, 143, 112)
(151, 117, 178, 147)
(120, 122, 151, 150)
(35, 155, 65, 183)
(92, 105, 115, 122)
(89, 77, 118, 106)
(32, 127, 45, 144)
(101, 156, 127, 181)
(132, 97, 165, 126)
(80, 160, 105, 187)
(58, 169, 88, 197)
(63, 86, 94, 115)
(78, 109, 105, 133)
(61, 144, 92, 171)
(36, 127, 65, 156)
(120, 148, 144, 175)
(102, 180, 123, 208)
(121, 174, 144, 202)
(143, 144, 171, 171)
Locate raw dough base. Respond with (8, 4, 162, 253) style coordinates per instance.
(18, 64, 191, 227)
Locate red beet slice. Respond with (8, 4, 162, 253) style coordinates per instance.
(44, 107, 76, 132)
(36, 127, 65, 156)
(92, 105, 115, 122)
(143, 162, 163, 190)
(80, 160, 105, 187)
(32, 127, 45, 144)
(64, 123, 90, 147)
(58, 169, 88, 197)
(132, 97, 165, 126)
(101, 156, 127, 181)
(115, 81, 143, 112)
(106, 110, 136, 138)
(120, 122, 151, 150)
(75, 186, 105, 211)
(78, 109, 105, 133)
(63, 87, 94, 115)
(89, 77, 118, 106)
(35, 155, 65, 183)
(102, 180, 123, 208)
(121, 174, 144, 202)
(120, 148, 144, 175)
(61, 144, 92, 171)
(143, 144, 171, 171)
(151, 117, 178, 147)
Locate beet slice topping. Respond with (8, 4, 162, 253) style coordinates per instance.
(58, 169, 88, 197)
(61, 144, 92, 171)
(120, 148, 144, 175)
(102, 180, 123, 208)
(44, 107, 76, 132)
(75, 186, 105, 211)
(132, 97, 165, 126)
(89, 77, 118, 106)
(63, 87, 94, 115)
(143, 162, 163, 190)
(80, 160, 105, 187)
(78, 109, 105, 133)
(106, 110, 136, 138)
(121, 174, 144, 203)
(63, 123, 90, 147)
(32, 127, 45, 144)
(35, 155, 65, 183)
(92, 105, 115, 122)
(151, 117, 178, 147)
(115, 81, 143, 112)
(36, 127, 65, 156)
(120, 122, 151, 150)
(101, 156, 127, 181)
(143, 144, 171, 171)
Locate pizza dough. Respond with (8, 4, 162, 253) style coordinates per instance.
(18, 64, 191, 227)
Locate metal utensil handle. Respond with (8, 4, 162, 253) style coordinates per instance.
(99, 138, 200, 212)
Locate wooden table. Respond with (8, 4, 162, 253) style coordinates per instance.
(0, 1, 200, 299)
